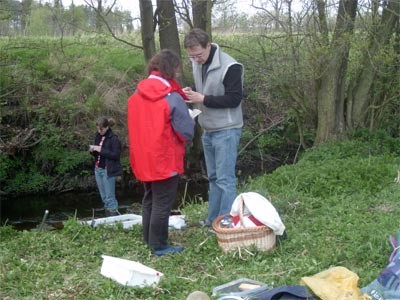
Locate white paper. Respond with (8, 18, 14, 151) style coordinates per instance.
(188, 108, 202, 119)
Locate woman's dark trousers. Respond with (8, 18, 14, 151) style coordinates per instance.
(142, 175, 179, 250)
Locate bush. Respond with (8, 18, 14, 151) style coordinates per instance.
(0, 36, 144, 195)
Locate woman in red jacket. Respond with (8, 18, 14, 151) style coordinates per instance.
(127, 49, 195, 256)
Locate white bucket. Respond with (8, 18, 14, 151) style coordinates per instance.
(100, 255, 163, 287)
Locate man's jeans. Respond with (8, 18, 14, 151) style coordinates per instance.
(202, 128, 241, 224)
(94, 167, 118, 211)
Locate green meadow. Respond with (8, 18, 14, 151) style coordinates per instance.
(1, 135, 399, 299)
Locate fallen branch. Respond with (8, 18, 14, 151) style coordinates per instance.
(0, 128, 42, 155)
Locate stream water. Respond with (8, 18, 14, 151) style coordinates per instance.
(0, 180, 208, 231)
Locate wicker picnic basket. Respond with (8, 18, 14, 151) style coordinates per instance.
(212, 195, 276, 253)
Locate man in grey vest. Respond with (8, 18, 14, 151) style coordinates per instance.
(183, 28, 244, 227)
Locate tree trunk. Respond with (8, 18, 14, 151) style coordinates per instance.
(184, 0, 212, 174)
(314, 0, 358, 145)
(315, 0, 329, 44)
(156, 0, 181, 57)
(53, 0, 62, 36)
(139, 0, 156, 63)
(95, 0, 103, 32)
(192, 0, 212, 35)
(348, 0, 400, 129)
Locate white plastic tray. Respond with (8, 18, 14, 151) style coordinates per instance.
(100, 255, 163, 287)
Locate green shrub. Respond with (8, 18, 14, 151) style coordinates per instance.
(6, 171, 50, 193)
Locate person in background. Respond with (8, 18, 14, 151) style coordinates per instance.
(127, 49, 195, 256)
(89, 117, 123, 217)
(183, 28, 244, 228)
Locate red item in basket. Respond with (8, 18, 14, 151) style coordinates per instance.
(232, 215, 264, 227)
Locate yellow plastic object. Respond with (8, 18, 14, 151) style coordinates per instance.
(300, 266, 362, 300)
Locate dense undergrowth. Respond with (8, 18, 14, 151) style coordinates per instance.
(1, 33, 399, 196)
(0, 36, 145, 195)
(1, 137, 399, 299)
(0, 35, 296, 196)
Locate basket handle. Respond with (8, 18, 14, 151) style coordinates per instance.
(239, 194, 246, 228)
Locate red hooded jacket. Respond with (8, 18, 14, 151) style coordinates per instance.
(127, 73, 195, 182)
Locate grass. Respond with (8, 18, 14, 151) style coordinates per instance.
(1, 139, 399, 299)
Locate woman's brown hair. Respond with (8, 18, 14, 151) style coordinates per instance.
(96, 117, 115, 129)
(146, 49, 181, 80)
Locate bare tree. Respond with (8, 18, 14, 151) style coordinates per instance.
(271, 0, 282, 31)
(21, 0, 33, 34)
(174, 0, 193, 28)
(174, 0, 213, 35)
(251, 0, 398, 146)
(347, 0, 400, 130)
(139, 0, 156, 62)
(155, 0, 181, 56)
(314, 0, 358, 144)
(192, 0, 212, 32)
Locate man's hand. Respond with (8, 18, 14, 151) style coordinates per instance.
(183, 87, 204, 104)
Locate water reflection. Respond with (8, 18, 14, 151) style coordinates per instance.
(1, 181, 207, 230)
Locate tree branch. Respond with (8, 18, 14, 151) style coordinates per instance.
(238, 117, 285, 156)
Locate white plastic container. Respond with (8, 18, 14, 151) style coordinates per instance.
(82, 214, 185, 230)
(82, 214, 142, 229)
(100, 255, 163, 287)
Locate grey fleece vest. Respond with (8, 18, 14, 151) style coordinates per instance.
(192, 43, 243, 132)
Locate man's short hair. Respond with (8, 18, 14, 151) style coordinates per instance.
(184, 28, 210, 49)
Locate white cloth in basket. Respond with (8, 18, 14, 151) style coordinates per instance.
(230, 192, 286, 235)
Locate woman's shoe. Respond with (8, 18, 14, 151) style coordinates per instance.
(152, 245, 184, 256)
